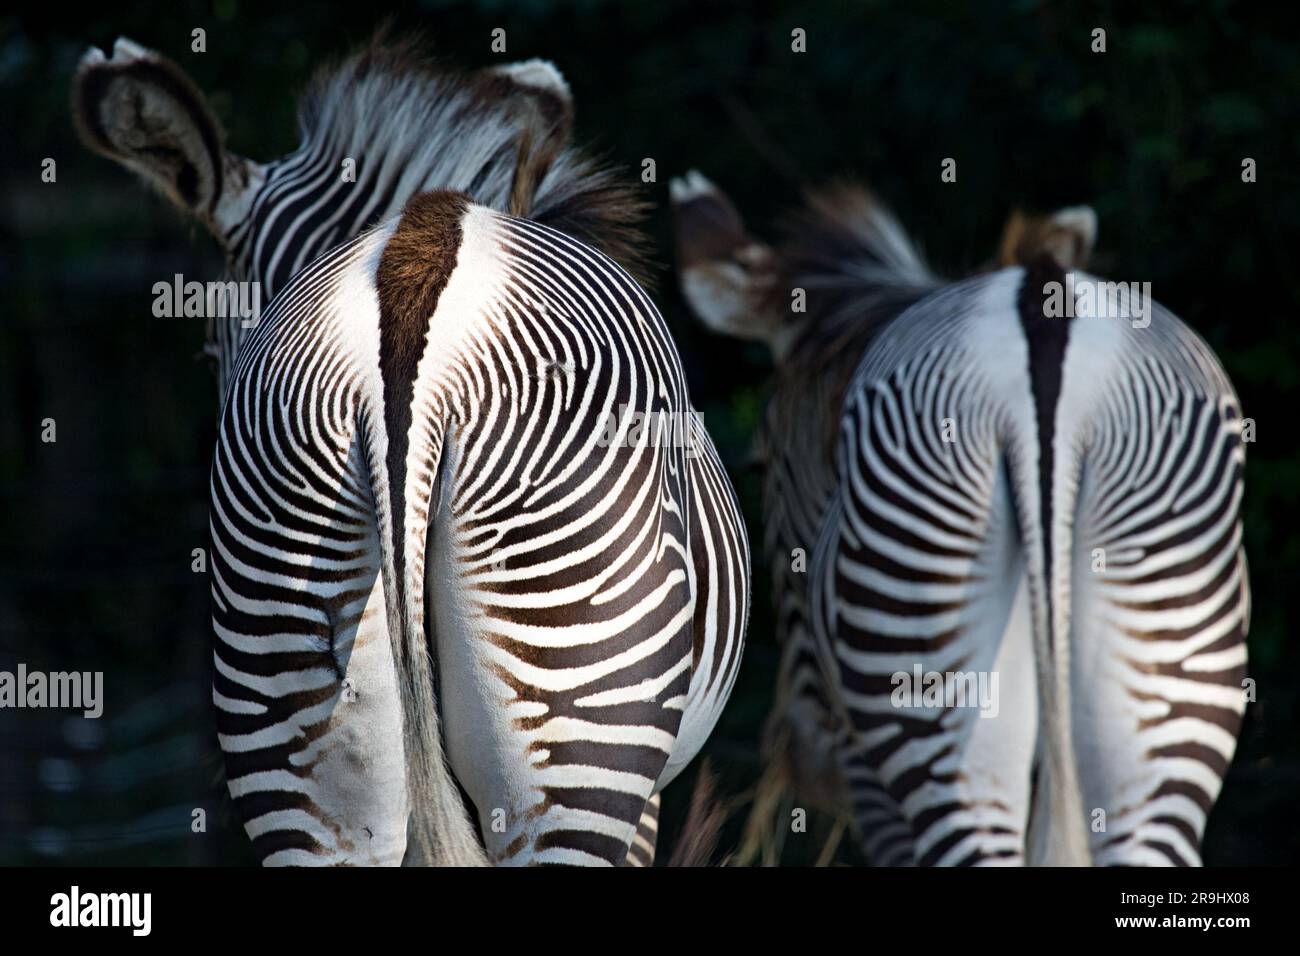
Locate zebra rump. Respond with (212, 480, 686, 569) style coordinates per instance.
(674, 171, 1248, 866)
(75, 33, 749, 866)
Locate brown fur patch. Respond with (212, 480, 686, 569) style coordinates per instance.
(508, 117, 569, 220)
(999, 209, 1092, 270)
(375, 190, 468, 584)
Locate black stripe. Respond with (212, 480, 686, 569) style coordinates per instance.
(374, 191, 469, 600)
(1017, 254, 1072, 651)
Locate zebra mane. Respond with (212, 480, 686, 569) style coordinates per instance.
(762, 183, 940, 462)
(296, 32, 652, 283)
(777, 182, 939, 368)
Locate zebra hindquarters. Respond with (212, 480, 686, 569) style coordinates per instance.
(211, 368, 412, 866)
(411, 208, 723, 866)
(1064, 320, 1249, 867)
(656, 415, 751, 788)
(621, 794, 661, 866)
(814, 373, 1039, 866)
(429, 414, 697, 866)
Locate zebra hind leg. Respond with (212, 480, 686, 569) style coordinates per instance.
(621, 794, 660, 866)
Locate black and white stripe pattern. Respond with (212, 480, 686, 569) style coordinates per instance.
(75, 37, 748, 865)
(622, 794, 660, 867)
(208, 42, 646, 403)
(212, 197, 748, 865)
(810, 267, 1248, 865)
(674, 177, 1247, 866)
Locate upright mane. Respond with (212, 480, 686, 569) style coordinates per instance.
(776, 183, 938, 373)
(296, 33, 652, 283)
(762, 184, 939, 463)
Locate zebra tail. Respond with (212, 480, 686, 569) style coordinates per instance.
(666, 761, 730, 867)
(364, 409, 489, 867)
(1006, 444, 1092, 867)
(1007, 257, 1093, 866)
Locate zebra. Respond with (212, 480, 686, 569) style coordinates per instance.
(671, 170, 1248, 866)
(73, 35, 749, 865)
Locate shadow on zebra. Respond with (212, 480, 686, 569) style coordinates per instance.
(672, 171, 1248, 866)
(72, 30, 750, 866)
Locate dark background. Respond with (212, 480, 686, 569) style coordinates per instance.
(1, 0, 1296, 865)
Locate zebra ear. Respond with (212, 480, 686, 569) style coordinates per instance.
(670, 170, 782, 346)
(486, 58, 573, 110)
(480, 59, 575, 217)
(999, 205, 1097, 270)
(72, 38, 237, 226)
